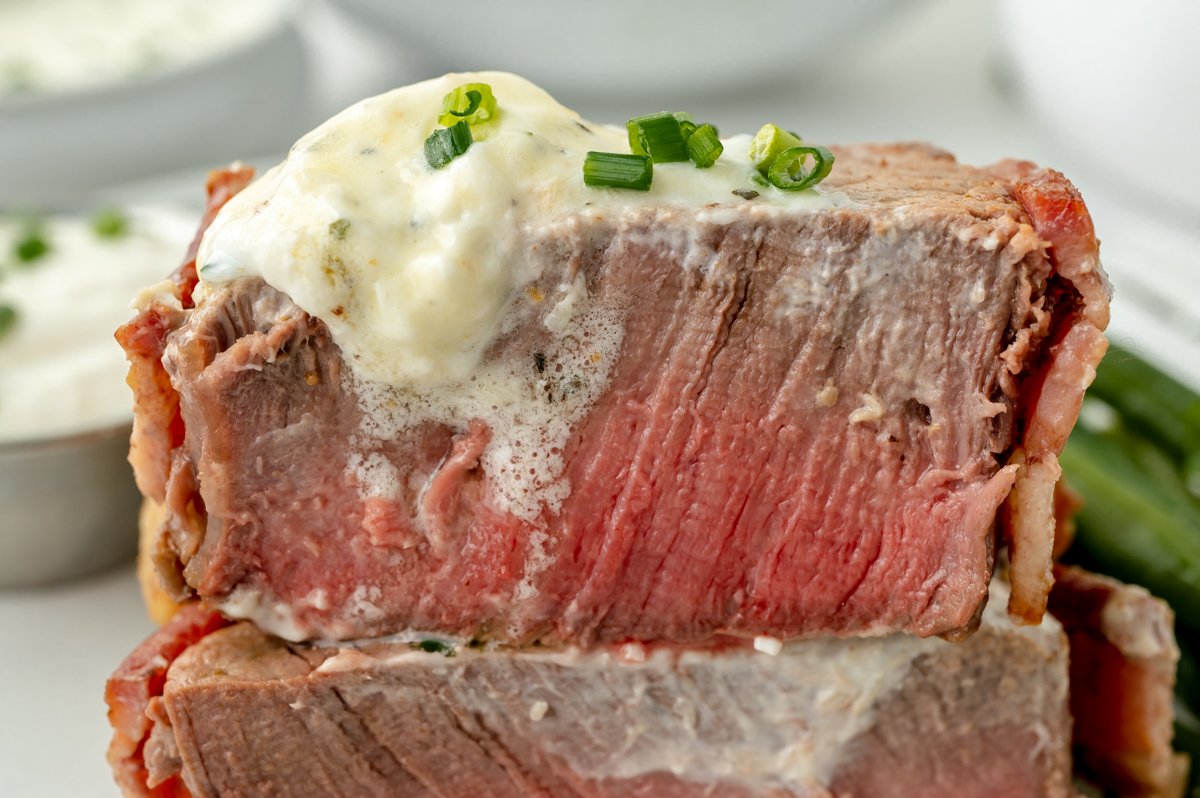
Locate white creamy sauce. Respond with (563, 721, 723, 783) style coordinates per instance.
(195, 72, 851, 523)
(0, 208, 195, 442)
(0, 0, 285, 97)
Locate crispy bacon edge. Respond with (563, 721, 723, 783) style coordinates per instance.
(115, 164, 256, 504)
(988, 160, 1113, 625)
(106, 603, 231, 798)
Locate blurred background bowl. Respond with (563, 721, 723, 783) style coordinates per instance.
(0, 422, 140, 587)
(0, 3, 308, 209)
(329, 0, 911, 102)
(996, 0, 1200, 214)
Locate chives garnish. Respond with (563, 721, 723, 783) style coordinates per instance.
(424, 119, 473, 170)
(748, 124, 803, 176)
(767, 145, 835, 191)
(673, 111, 697, 141)
(582, 152, 652, 191)
(14, 220, 48, 264)
(438, 83, 497, 127)
(626, 112, 689, 163)
(686, 124, 723, 168)
(91, 207, 128, 239)
(0, 303, 15, 342)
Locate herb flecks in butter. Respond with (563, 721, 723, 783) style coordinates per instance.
(413, 639, 456, 657)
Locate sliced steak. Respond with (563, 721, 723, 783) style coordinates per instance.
(137, 581, 1070, 798)
(123, 145, 1109, 645)
(105, 603, 231, 798)
(1049, 565, 1188, 798)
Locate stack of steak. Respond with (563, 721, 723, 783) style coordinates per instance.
(106, 90, 1180, 797)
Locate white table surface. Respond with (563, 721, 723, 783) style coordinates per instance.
(3, 0, 1198, 795)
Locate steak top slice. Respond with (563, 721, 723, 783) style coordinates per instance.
(121, 77, 1109, 646)
(136, 580, 1072, 798)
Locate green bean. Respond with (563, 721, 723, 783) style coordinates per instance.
(1088, 346, 1200, 471)
(1059, 424, 1200, 631)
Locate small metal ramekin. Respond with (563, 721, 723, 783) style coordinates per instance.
(0, 421, 140, 587)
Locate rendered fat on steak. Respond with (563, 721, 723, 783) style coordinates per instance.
(109, 581, 1072, 798)
(119, 72, 1110, 644)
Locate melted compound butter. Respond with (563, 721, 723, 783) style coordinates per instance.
(193, 71, 853, 521)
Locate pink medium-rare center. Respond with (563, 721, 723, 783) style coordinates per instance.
(120, 142, 1109, 644)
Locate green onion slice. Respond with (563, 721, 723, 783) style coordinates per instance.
(748, 124, 803, 176)
(686, 124, 723, 168)
(0, 303, 16, 342)
(626, 112, 689, 163)
(583, 151, 652, 191)
(91, 207, 128, 239)
(767, 145, 835, 191)
(438, 83, 497, 127)
(673, 111, 697, 141)
(424, 119, 473, 170)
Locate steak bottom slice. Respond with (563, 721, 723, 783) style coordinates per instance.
(126, 144, 1109, 645)
(131, 582, 1073, 798)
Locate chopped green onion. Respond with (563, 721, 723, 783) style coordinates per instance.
(674, 111, 697, 140)
(686, 124, 723, 168)
(445, 90, 480, 120)
(583, 152, 653, 190)
(14, 221, 48, 264)
(0, 303, 16, 342)
(749, 171, 771, 188)
(438, 83, 497, 127)
(748, 124, 803, 176)
(424, 119, 473, 170)
(767, 145, 835, 191)
(91, 207, 129, 239)
(626, 112, 689, 163)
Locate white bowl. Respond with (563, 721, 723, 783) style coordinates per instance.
(996, 0, 1200, 213)
(0, 9, 309, 208)
(329, 0, 910, 100)
(0, 423, 140, 588)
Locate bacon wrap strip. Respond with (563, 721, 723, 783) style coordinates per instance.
(115, 164, 255, 504)
(988, 161, 1112, 624)
(106, 604, 231, 798)
(1049, 566, 1188, 798)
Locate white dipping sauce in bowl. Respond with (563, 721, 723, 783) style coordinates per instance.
(0, 0, 287, 98)
(0, 205, 194, 587)
(0, 207, 194, 442)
